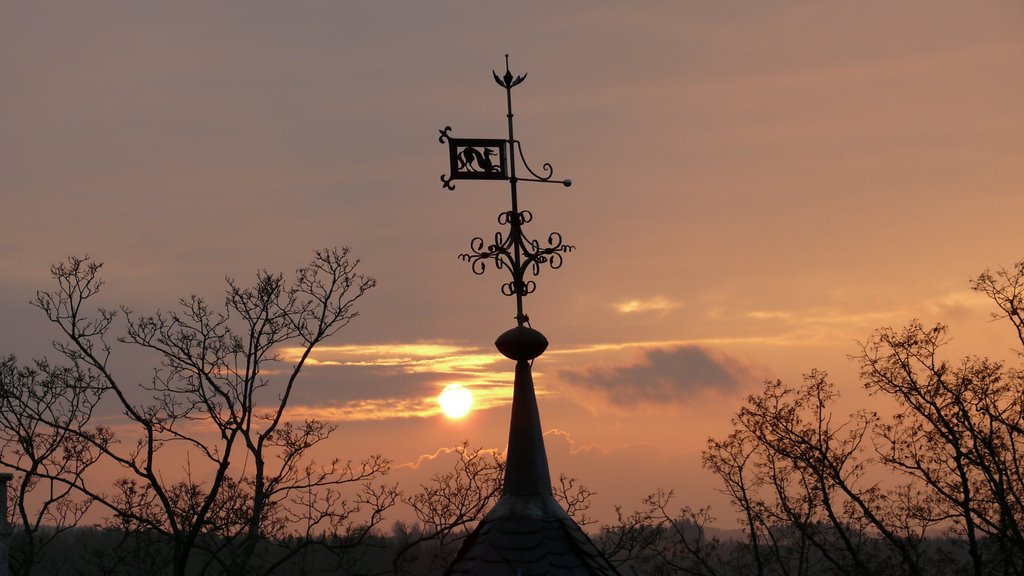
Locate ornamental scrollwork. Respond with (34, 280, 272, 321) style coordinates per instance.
(459, 210, 574, 300)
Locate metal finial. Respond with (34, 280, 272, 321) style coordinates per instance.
(494, 54, 526, 89)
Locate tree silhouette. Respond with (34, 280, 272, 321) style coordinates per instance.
(859, 276, 1024, 574)
(0, 356, 98, 576)
(390, 443, 504, 575)
(705, 259, 1024, 576)
(611, 491, 724, 576)
(388, 443, 602, 576)
(0, 248, 388, 576)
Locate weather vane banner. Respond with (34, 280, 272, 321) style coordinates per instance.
(439, 127, 508, 188)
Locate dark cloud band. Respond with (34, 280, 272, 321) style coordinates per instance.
(557, 345, 754, 406)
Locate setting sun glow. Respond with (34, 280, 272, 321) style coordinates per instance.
(438, 384, 473, 419)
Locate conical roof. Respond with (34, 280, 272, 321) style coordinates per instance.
(444, 328, 620, 576)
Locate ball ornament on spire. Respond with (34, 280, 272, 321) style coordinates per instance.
(494, 325, 548, 361)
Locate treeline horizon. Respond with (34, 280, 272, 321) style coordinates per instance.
(0, 516, 987, 576)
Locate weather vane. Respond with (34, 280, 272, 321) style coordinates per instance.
(439, 55, 574, 328)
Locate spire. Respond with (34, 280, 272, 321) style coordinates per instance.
(496, 326, 551, 497)
(444, 326, 619, 576)
(501, 360, 551, 497)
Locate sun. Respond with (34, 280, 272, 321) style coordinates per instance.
(438, 384, 473, 419)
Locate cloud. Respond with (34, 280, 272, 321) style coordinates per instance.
(545, 336, 792, 358)
(279, 343, 500, 374)
(738, 291, 995, 346)
(543, 429, 610, 457)
(556, 345, 755, 409)
(270, 341, 524, 422)
(614, 297, 681, 314)
(273, 336, 785, 423)
(286, 397, 438, 422)
(396, 443, 503, 471)
(285, 375, 519, 423)
(923, 290, 992, 321)
(746, 310, 794, 320)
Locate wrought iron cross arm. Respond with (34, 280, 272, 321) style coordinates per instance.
(520, 233, 575, 277)
(512, 139, 572, 187)
(516, 177, 573, 186)
(459, 233, 516, 276)
(459, 209, 575, 299)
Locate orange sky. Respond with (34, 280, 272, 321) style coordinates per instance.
(2, 1, 1024, 527)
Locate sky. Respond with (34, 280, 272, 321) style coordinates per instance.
(2, 1, 1024, 528)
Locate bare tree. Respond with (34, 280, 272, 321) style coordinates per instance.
(855, 261, 1024, 575)
(0, 356, 99, 576)
(386, 442, 603, 575)
(598, 503, 661, 572)
(390, 443, 504, 575)
(594, 489, 726, 576)
(707, 374, 930, 576)
(9, 248, 388, 576)
(704, 429, 766, 576)
(702, 258, 1024, 576)
(555, 472, 597, 529)
(859, 323, 1024, 574)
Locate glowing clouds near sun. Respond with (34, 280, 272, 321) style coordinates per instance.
(275, 341, 518, 422)
(438, 384, 473, 419)
(275, 340, 756, 422)
(276, 338, 765, 420)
